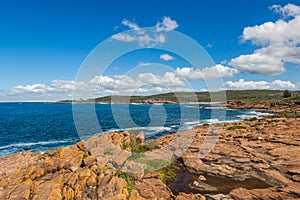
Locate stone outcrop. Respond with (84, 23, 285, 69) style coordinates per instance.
(166, 115, 300, 199)
(0, 105, 300, 199)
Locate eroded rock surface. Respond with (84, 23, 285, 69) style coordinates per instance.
(0, 105, 299, 199)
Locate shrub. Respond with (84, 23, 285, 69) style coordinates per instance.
(104, 150, 113, 155)
(116, 170, 133, 197)
(228, 125, 246, 130)
(283, 90, 291, 98)
(82, 153, 90, 159)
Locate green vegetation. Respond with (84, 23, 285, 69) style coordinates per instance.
(228, 125, 246, 130)
(271, 113, 300, 118)
(127, 153, 170, 173)
(131, 144, 160, 154)
(116, 170, 134, 197)
(125, 130, 160, 153)
(156, 164, 176, 185)
(252, 122, 264, 127)
(283, 90, 292, 98)
(246, 117, 257, 122)
(57, 90, 300, 104)
(82, 153, 90, 159)
(104, 150, 113, 155)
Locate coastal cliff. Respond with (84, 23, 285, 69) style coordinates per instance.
(0, 102, 300, 199)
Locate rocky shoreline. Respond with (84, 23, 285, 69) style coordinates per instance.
(0, 102, 300, 199)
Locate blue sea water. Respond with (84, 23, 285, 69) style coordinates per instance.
(0, 103, 270, 156)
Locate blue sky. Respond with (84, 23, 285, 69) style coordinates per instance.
(0, 0, 299, 101)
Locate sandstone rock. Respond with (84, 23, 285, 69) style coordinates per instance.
(279, 182, 300, 197)
(97, 174, 127, 199)
(110, 150, 131, 168)
(32, 174, 64, 200)
(8, 178, 33, 200)
(176, 192, 206, 200)
(26, 165, 45, 180)
(182, 153, 203, 172)
(62, 186, 75, 200)
(205, 194, 233, 200)
(129, 189, 146, 200)
(134, 172, 173, 199)
(229, 185, 300, 200)
(288, 168, 300, 175)
(263, 169, 293, 186)
(233, 157, 250, 163)
(292, 175, 300, 182)
(190, 180, 218, 192)
(0, 112, 300, 200)
(198, 175, 207, 181)
(0, 151, 41, 178)
(58, 147, 83, 172)
(83, 155, 96, 167)
(135, 131, 145, 145)
(121, 160, 146, 179)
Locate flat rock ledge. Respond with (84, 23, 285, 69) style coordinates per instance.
(0, 106, 300, 199)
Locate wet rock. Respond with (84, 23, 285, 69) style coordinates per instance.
(198, 175, 207, 181)
(191, 180, 218, 192)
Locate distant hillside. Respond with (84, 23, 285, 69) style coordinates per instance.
(58, 90, 300, 104)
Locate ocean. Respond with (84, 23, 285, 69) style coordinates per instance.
(0, 102, 270, 156)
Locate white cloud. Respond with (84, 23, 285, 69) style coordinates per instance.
(155, 17, 179, 32)
(160, 54, 175, 61)
(229, 4, 300, 76)
(206, 43, 213, 48)
(229, 51, 285, 75)
(122, 19, 144, 34)
(111, 17, 178, 47)
(137, 61, 151, 66)
(1, 71, 190, 100)
(241, 16, 300, 46)
(271, 3, 300, 17)
(175, 64, 239, 80)
(111, 33, 136, 42)
(225, 79, 296, 90)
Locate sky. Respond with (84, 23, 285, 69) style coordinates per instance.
(0, 0, 300, 101)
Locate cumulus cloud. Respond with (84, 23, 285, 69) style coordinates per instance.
(271, 3, 300, 17)
(160, 54, 175, 61)
(229, 51, 285, 75)
(1, 71, 190, 100)
(111, 17, 178, 47)
(175, 64, 239, 80)
(155, 17, 179, 32)
(229, 3, 300, 75)
(111, 33, 135, 42)
(241, 15, 300, 46)
(225, 79, 296, 90)
(122, 19, 144, 34)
